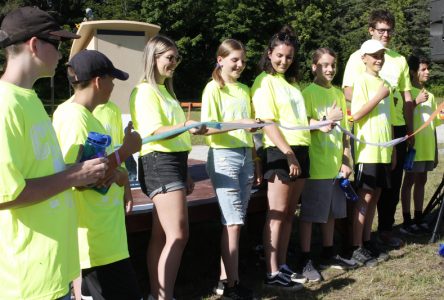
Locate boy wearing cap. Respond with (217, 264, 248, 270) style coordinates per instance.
(52, 49, 142, 300)
(343, 9, 412, 249)
(350, 39, 395, 267)
(0, 6, 108, 300)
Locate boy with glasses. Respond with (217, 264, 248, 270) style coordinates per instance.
(342, 9, 414, 250)
(0, 6, 108, 299)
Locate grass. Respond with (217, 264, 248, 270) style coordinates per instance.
(172, 107, 444, 299)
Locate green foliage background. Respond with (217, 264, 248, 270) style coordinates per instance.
(0, 0, 442, 107)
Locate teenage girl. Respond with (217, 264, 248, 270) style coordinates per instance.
(251, 25, 309, 289)
(201, 39, 262, 299)
(129, 35, 205, 300)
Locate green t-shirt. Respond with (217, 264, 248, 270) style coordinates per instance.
(93, 101, 124, 146)
(303, 83, 349, 179)
(0, 80, 79, 299)
(343, 48, 412, 126)
(252, 72, 310, 148)
(53, 102, 129, 269)
(411, 87, 439, 162)
(201, 80, 254, 148)
(351, 73, 393, 164)
(130, 82, 191, 156)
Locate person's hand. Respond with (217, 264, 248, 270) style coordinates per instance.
(186, 174, 195, 195)
(240, 118, 263, 132)
(340, 164, 352, 178)
(327, 101, 343, 122)
(186, 120, 208, 135)
(71, 157, 108, 187)
(415, 89, 429, 105)
(120, 123, 142, 156)
(285, 151, 301, 179)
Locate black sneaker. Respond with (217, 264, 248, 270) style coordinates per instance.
(351, 247, 378, 268)
(213, 279, 227, 296)
(222, 282, 253, 300)
(364, 241, 389, 262)
(264, 272, 304, 290)
(301, 260, 322, 282)
(279, 265, 307, 284)
(319, 254, 358, 270)
(400, 223, 422, 236)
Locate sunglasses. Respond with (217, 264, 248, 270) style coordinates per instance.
(37, 37, 61, 50)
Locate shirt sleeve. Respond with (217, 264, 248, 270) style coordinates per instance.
(252, 77, 278, 121)
(201, 82, 221, 122)
(351, 78, 367, 115)
(0, 105, 26, 202)
(302, 88, 313, 119)
(130, 84, 164, 137)
(342, 51, 363, 88)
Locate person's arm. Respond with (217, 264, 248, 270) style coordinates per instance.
(343, 86, 353, 102)
(0, 157, 107, 210)
(340, 134, 353, 178)
(352, 84, 390, 122)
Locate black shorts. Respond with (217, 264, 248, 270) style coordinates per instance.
(354, 163, 391, 191)
(81, 258, 142, 300)
(138, 151, 188, 199)
(264, 145, 310, 181)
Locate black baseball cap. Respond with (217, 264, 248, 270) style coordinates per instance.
(0, 6, 80, 48)
(67, 50, 129, 83)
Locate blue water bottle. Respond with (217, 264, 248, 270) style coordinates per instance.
(338, 173, 359, 202)
(80, 132, 112, 194)
(403, 147, 416, 171)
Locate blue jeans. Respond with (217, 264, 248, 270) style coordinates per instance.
(206, 147, 254, 225)
(56, 289, 71, 300)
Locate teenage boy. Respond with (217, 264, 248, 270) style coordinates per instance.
(350, 39, 395, 267)
(343, 9, 413, 248)
(0, 6, 108, 300)
(52, 49, 142, 299)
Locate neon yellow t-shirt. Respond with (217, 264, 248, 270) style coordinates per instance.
(303, 83, 349, 179)
(53, 102, 129, 269)
(201, 80, 254, 148)
(252, 72, 310, 148)
(0, 81, 79, 300)
(130, 82, 191, 156)
(411, 87, 438, 162)
(351, 73, 393, 164)
(93, 101, 124, 145)
(343, 49, 411, 126)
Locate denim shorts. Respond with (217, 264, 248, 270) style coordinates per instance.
(206, 147, 254, 225)
(138, 151, 188, 199)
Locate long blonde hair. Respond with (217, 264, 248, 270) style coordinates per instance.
(142, 34, 178, 100)
(212, 39, 246, 88)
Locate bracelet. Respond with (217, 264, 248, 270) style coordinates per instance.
(115, 150, 121, 165)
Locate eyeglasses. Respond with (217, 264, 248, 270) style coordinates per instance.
(373, 27, 394, 35)
(37, 37, 61, 50)
(158, 54, 182, 64)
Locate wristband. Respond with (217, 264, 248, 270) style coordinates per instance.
(254, 157, 261, 162)
(115, 150, 121, 165)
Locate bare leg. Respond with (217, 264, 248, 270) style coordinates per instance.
(147, 208, 166, 299)
(149, 190, 189, 300)
(413, 172, 427, 213)
(299, 221, 312, 253)
(221, 224, 242, 287)
(219, 257, 227, 281)
(73, 276, 82, 300)
(352, 189, 373, 246)
(321, 217, 335, 247)
(401, 172, 415, 214)
(363, 188, 381, 242)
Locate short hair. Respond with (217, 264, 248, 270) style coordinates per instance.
(408, 55, 431, 73)
(142, 35, 178, 100)
(212, 39, 246, 88)
(258, 25, 299, 83)
(368, 9, 395, 29)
